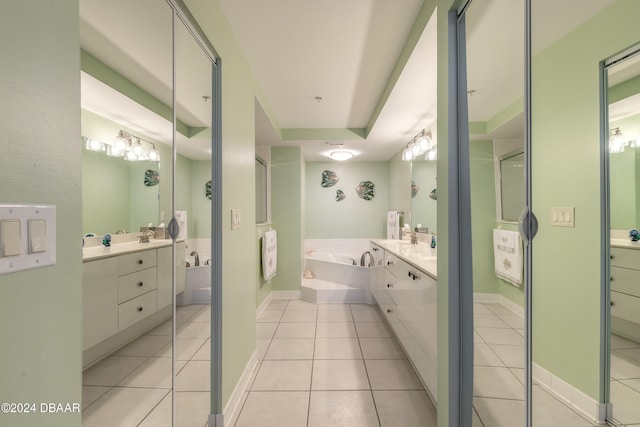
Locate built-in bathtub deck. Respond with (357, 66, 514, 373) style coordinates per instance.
(301, 278, 366, 304)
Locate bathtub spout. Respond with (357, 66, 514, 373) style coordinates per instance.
(360, 251, 374, 267)
(190, 251, 200, 267)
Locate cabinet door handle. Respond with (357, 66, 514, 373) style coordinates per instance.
(610, 277, 614, 282)
(387, 260, 394, 266)
(387, 308, 393, 314)
(611, 301, 615, 306)
(372, 247, 379, 252)
(611, 255, 614, 260)
(138, 260, 144, 265)
(387, 283, 393, 288)
(138, 281, 144, 287)
(137, 306, 144, 312)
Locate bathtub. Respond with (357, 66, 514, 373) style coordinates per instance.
(183, 264, 211, 304)
(302, 239, 374, 304)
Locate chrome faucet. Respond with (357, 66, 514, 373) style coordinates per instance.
(139, 229, 155, 243)
(191, 251, 200, 267)
(360, 251, 374, 267)
(115, 229, 127, 234)
(402, 229, 418, 244)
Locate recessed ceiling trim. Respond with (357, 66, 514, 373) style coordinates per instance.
(486, 97, 524, 134)
(281, 128, 366, 141)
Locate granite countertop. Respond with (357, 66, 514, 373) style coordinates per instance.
(370, 239, 437, 279)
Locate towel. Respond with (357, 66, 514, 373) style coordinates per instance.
(387, 211, 401, 239)
(175, 210, 188, 241)
(262, 230, 277, 281)
(493, 229, 522, 286)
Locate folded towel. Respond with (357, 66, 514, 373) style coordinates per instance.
(262, 230, 277, 281)
(493, 229, 522, 286)
(387, 211, 400, 239)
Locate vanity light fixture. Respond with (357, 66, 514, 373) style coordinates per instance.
(609, 127, 626, 153)
(83, 131, 161, 162)
(402, 129, 436, 161)
(86, 138, 106, 152)
(329, 150, 355, 161)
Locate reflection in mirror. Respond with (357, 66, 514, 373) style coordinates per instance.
(411, 156, 437, 233)
(608, 48, 640, 427)
(256, 156, 268, 224)
(498, 150, 524, 222)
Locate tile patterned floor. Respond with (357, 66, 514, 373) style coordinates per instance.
(235, 299, 436, 426)
(81, 298, 640, 426)
(472, 302, 598, 427)
(82, 303, 211, 427)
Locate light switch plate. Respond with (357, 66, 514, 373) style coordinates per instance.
(551, 207, 575, 227)
(231, 209, 241, 230)
(0, 205, 56, 275)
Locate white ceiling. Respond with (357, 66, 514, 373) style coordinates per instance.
(79, 0, 624, 163)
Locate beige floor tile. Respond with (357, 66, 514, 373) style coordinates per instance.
(355, 321, 392, 338)
(308, 391, 379, 427)
(281, 309, 318, 323)
(192, 338, 210, 361)
(374, 391, 437, 427)
(256, 339, 270, 360)
(256, 322, 278, 339)
(365, 359, 423, 390)
(256, 310, 284, 323)
(474, 313, 511, 328)
(155, 337, 207, 360)
(490, 344, 524, 369)
(144, 319, 177, 336)
(138, 391, 210, 427)
(360, 337, 406, 359)
(115, 335, 172, 357)
(285, 299, 319, 310)
(311, 359, 370, 390)
(475, 327, 524, 346)
(176, 322, 210, 339)
(352, 309, 384, 322)
(314, 338, 362, 359)
(316, 321, 357, 338)
(274, 322, 316, 338)
(81, 387, 168, 427)
(474, 343, 505, 367)
(473, 397, 524, 427)
(611, 380, 640, 425)
(252, 360, 312, 391)
(83, 355, 149, 386)
(266, 299, 289, 310)
(473, 366, 523, 400)
(611, 334, 640, 350)
(317, 309, 353, 322)
(265, 338, 315, 360)
(117, 357, 185, 389)
(82, 386, 111, 410)
(235, 391, 309, 427)
(318, 303, 351, 311)
(175, 360, 211, 391)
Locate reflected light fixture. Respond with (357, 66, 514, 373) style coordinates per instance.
(83, 130, 161, 162)
(329, 150, 355, 161)
(609, 127, 626, 153)
(402, 129, 436, 161)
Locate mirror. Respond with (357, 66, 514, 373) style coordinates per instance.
(411, 156, 437, 233)
(608, 48, 640, 427)
(497, 150, 525, 222)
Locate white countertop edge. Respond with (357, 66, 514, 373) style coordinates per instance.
(83, 239, 182, 262)
(370, 239, 437, 280)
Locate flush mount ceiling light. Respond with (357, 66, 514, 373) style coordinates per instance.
(329, 150, 355, 161)
(609, 127, 626, 153)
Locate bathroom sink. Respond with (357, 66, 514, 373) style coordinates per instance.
(83, 239, 172, 260)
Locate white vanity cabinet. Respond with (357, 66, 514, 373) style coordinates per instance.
(83, 257, 119, 350)
(157, 241, 186, 309)
(370, 242, 438, 402)
(611, 246, 640, 341)
(117, 250, 158, 330)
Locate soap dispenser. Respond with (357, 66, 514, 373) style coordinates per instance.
(430, 233, 436, 248)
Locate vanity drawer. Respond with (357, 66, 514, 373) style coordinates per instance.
(118, 290, 158, 331)
(385, 252, 410, 279)
(611, 247, 640, 270)
(611, 266, 640, 298)
(118, 267, 158, 303)
(118, 249, 157, 276)
(611, 290, 640, 324)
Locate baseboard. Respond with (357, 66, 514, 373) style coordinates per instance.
(256, 292, 273, 319)
(473, 292, 524, 318)
(272, 290, 301, 299)
(473, 292, 499, 303)
(223, 350, 259, 426)
(533, 362, 606, 424)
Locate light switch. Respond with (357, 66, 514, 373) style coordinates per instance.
(551, 207, 575, 227)
(28, 219, 47, 253)
(1, 220, 22, 257)
(231, 209, 241, 230)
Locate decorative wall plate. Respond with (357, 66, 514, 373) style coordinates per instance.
(336, 190, 345, 201)
(321, 170, 339, 187)
(205, 180, 212, 200)
(355, 181, 375, 200)
(144, 169, 160, 187)
(411, 180, 419, 198)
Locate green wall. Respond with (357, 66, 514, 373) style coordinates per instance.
(0, 2, 82, 426)
(271, 147, 304, 292)
(412, 159, 438, 232)
(389, 149, 412, 228)
(190, 160, 212, 239)
(531, 0, 640, 400)
(305, 161, 390, 238)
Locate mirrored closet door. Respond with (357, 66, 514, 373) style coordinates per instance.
(79, 0, 219, 425)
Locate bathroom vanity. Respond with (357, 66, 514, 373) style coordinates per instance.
(369, 239, 438, 404)
(610, 240, 640, 342)
(82, 240, 185, 367)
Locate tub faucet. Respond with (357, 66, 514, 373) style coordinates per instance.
(360, 251, 374, 267)
(191, 251, 200, 267)
(115, 229, 127, 234)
